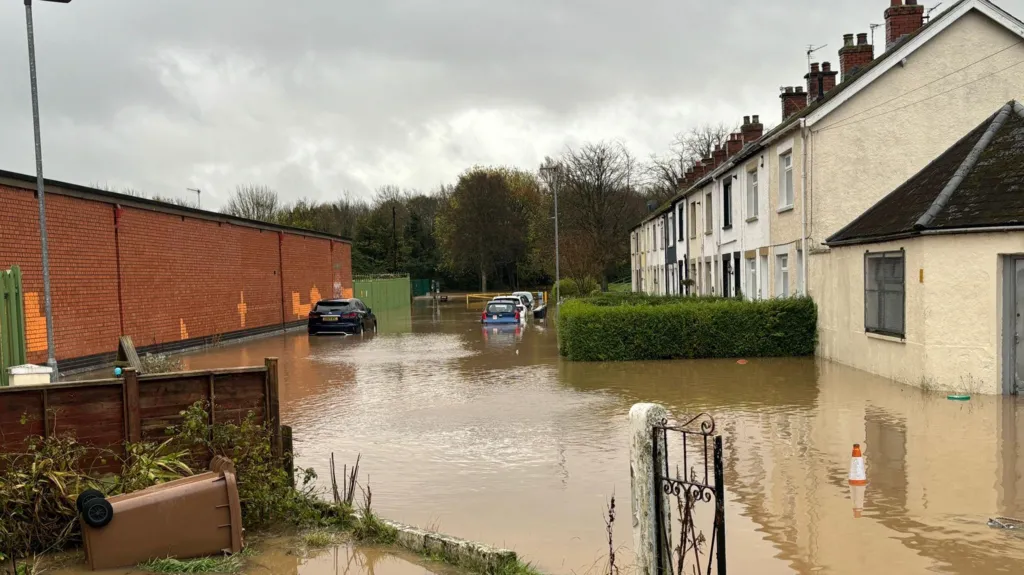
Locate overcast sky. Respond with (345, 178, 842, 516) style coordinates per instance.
(1, 0, 1018, 208)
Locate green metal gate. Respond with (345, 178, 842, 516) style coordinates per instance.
(353, 275, 411, 312)
(1, 266, 28, 386)
(411, 279, 432, 297)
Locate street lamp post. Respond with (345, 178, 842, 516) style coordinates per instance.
(540, 164, 561, 324)
(23, 0, 71, 381)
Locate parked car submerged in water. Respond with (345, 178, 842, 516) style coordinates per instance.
(481, 301, 520, 324)
(308, 298, 377, 335)
(489, 296, 527, 317)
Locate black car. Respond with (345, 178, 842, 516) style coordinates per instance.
(307, 299, 377, 335)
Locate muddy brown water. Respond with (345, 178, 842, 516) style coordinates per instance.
(121, 302, 1024, 574)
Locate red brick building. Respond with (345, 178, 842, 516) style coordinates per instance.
(0, 170, 352, 372)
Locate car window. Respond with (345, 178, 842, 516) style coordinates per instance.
(315, 301, 354, 313)
(353, 300, 366, 311)
(486, 303, 515, 314)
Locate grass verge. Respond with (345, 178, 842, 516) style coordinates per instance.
(138, 556, 242, 574)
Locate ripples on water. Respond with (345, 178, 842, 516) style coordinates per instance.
(175, 301, 1024, 575)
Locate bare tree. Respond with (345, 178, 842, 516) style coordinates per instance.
(93, 182, 145, 198)
(223, 184, 280, 222)
(151, 194, 198, 208)
(674, 122, 735, 169)
(557, 141, 647, 291)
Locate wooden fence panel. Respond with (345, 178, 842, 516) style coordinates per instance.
(0, 360, 279, 473)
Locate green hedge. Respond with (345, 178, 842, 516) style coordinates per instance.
(558, 296, 817, 361)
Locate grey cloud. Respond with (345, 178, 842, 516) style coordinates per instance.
(1, 0, 1021, 207)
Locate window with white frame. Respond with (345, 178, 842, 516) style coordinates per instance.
(722, 180, 732, 229)
(667, 213, 674, 247)
(865, 251, 905, 337)
(747, 258, 757, 300)
(677, 205, 685, 241)
(747, 169, 758, 219)
(704, 192, 712, 234)
(780, 152, 794, 208)
(776, 254, 789, 297)
(689, 202, 697, 239)
(759, 254, 768, 299)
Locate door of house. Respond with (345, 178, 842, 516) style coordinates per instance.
(1004, 257, 1024, 395)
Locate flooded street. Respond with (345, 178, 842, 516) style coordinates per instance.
(170, 301, 1024, 574)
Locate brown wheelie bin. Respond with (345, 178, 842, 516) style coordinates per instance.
(79, 456, 244, 570)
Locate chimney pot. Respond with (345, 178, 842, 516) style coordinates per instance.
(810, 62, 820, 73)
(891, 0, 902, 6)
(743, 115, 751, 125)
(857, 33, 869, 45)
(822, 62, 832, 72)
(844, 34, 854, 47)
(752, 115, 759, 124)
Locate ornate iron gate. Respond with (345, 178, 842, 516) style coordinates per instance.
(652, 415, 726, 575)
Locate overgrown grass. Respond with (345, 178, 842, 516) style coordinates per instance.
(139, 353, 184, 374)
(138, 556, 242, 574)
(300, 530, 337, 549)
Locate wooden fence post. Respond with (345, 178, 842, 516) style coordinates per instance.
(265, 358, 282, 459)
(124, 368, 142, 443)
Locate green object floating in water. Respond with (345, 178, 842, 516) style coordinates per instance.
(947, 394, 971, 401)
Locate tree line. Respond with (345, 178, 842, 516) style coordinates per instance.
(101, 124, 736, 292)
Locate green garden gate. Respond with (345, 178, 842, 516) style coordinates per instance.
(0, 266, 28, 386)
(353, 274, 411, 312)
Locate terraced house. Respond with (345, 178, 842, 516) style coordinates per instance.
(630, 0, 1024, 393)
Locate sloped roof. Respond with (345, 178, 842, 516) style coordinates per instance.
(635, 0, 1024, 228)
(826, 101, 1024, 246)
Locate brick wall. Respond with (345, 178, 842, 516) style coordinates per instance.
(0, 181, 352, 367)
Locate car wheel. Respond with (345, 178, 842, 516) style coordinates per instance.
(82, 497, 114, 528)
(357, 324, 364, 336)
(373, 321, 378, 334)
(308, 329, 317, 336)
(76, 489, 105, 514)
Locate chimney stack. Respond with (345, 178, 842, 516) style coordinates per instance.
(821, 62, 838, 95)
(780, 86, 808, 120)
(741, 115, 764, 143)
(805, 63, 822, 103)
(840, 32, 875, 82)
(726, 133, 743, 157)
(885, 0, 924, 50)
(713, 145, 727, 167)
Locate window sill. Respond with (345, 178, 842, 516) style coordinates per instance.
(777, 205, 794, 214)
(746, 216, 758, 223)
(704, 232, 713, 236)
(722, 225, 733, 230)
(866, 331, 906, 344)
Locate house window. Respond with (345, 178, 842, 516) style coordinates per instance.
(747, 170, 758, 220)
(667, 213, 674, 247)
(689, 202, 697, 239)
(677, 205, 685, 241)
(776, 254, 789, 297)
(705, 262, 712, 295)
(722, 180, 733, 229)
(747, 258, 757, 300)
(759, 254, 768, 299)
(865, 251, 905, 337)
(780, 152, 794, 208)
(704, 192, 713, 234)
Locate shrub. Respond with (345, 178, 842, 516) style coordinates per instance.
(140, 353, 184, 374)
(554, 278, 600, 299)
(559, 296, 817, 361)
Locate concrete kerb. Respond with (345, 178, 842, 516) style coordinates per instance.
(354, 512, 521, 573)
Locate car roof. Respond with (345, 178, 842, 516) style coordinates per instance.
(317, 298, 357, 304)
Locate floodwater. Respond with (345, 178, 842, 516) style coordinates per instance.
(166, 301, 1024, 574)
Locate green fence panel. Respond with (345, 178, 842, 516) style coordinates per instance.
(353, 275, 411, 312)
(411, 279, 432, 297)
(1, 266, 28, 386)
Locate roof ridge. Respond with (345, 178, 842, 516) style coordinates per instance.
(912, 102, 1015, 230)
(1014, 100, 1024, 117)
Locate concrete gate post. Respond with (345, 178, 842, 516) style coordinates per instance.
(629, 403, 668, 575)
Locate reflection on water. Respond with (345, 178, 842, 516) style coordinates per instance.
(171, 301, 1024, 574)
(250, 539, 457, 575)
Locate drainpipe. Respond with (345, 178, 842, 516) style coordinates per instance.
(800, 118, 809, 297)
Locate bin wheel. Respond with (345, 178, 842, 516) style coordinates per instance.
(82, 498, 114, 528)
(76, 489, 105, 514)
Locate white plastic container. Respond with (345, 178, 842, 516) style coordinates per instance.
(8, 364, 53, 386)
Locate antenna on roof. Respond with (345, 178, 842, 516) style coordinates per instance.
(806, 43, 827, 74)
(925, 2, 943, 23)
(869, 23, 881, 47)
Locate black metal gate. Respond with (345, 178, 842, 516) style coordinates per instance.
(653, 414, 726, 575)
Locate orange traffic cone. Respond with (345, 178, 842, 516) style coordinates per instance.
(849, 444, 867, 486)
